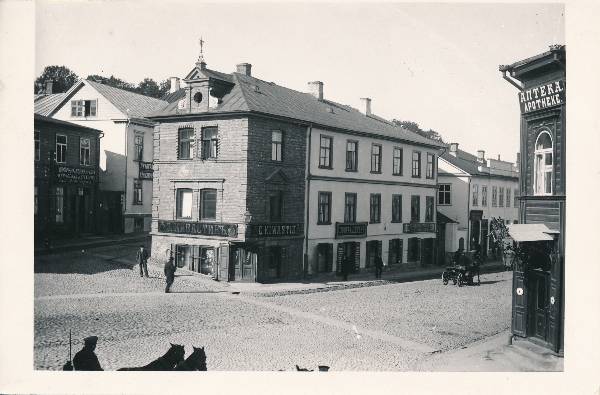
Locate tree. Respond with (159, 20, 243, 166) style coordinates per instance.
(392, 119, 445, 143)
(158, 79, 171, 97)
(86, 74, 136, 92)
(34, 65, 79, 94)
(136, 78, 161, 98)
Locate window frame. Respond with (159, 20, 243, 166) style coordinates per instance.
(134, 134, 144, 162)
(80, 137, 91, 166)
(345, 140, 358, 172)
(201, 127, 218, 160)
(271, 130, 283, 162)
(426, 153, 435, 179)
(318, 135, 333, 169)
(481, 185, 488, 207)
(534, 131, 553, 196)
(178, 128, 195, 160)
(438, 184, 451, 205)
(393, 147, 403, 176)
(269, 191, 284, 222)
(70, 99, 97, 117)
(317, 191, 332, 225)
(514, 189, 519, 208)
(369, 193, 381, 224)
(200, 188, 217, 221)
(56, 134, 67, 164)
(499, 186, 505, 207)
(176, 188, 193, 219)
(506, 188, 511, 208)
(425, 196, 434, 222)
(370, 143, 382, 173)
(133, 179, 143, 205)
(392, 194, 402, 223)
(412, 151, 421, 178)
(472, 184, 479, 207)
(344, 193, 357, 223)
(411, 195, 421, 223)
(492, 186, 498, 207)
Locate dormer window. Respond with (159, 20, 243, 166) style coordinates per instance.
(71, 100, 97, 117)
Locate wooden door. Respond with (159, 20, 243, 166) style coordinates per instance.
(218, 244, 229, 282)
(547, 252, 562, 352)
(512, 269, 528, 337)
(529, 270, 549, 342)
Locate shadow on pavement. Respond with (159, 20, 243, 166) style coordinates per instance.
(34, 253, 135, 275)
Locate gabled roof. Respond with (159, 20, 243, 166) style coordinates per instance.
(34, 93, 68, 116)
(149, 69, 444, 149)
(34, 113, 102, 134)
(440, 148, 518, 180)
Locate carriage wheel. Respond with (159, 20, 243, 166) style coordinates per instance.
(442, 272, 448, 285)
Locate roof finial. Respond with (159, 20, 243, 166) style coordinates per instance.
(196, 37, 206, 68)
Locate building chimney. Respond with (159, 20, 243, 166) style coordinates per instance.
(449, 143, 458, 156)
(236, 63, 252, 76)
(308, 81, 323, 100)
(477, 150, 485, 163)
(45, 80, 53, 95)
(498, 154, 501, 160)
(360, 97, 372, 116)
(169, 77, 180, 93)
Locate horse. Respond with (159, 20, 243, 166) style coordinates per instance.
(173, 346, 207, 371)
(118, 343, 185, 371)
(295, 364, 313, 371)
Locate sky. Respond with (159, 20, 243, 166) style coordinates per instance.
(35, 2, 564, 162)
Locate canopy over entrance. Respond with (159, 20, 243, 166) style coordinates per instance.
(507, 223, 556, 242)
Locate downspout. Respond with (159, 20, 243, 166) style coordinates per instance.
(123, 112, 130, 233)
(466, 177, 471, 252)
(303, 123, 313, 279)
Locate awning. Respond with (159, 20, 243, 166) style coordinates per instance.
(507, 223, 555, 242)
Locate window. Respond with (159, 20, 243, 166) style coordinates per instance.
(71, 100, 97, 117)
(271, 130, 283, 161)
(492, 186, 498, 207)
(178, 128, 194, 159)
(426, 153, 435, 179)
(318, 192, 331, 224)
(34, 186, 38, 215)
(425, 196, 434, 222)
(80, 137, 91, 165)
(176, 188, 192, 219)
(55, 187, 64, 223)
(472, 184, 479, 206)
(319, 136, 332, 168)
(200, 189, 217, 220)
(514, 189, 519, 207)
(56, 134, 67, 163)
(344, 193, 357, 223)
(134, 134, 143, 161)
(506, 188, 511, 208)
(411, 195, 420, 222)
(346, 140, 358, 171)
(499, 187, 504, 207)
(133, 179, 143, 205)
(482, 185, 488, 207)
(370, 194, 381, 223)
(534, 131, 553, 195)
(393, 147, 403, 175)
(201, 127, 218, 159)
(392, 194, 402, 223)
(438, 184, 451, 205)
(412, 151, 421, 178)
(407, 237, 420, 262)
(134, 217, 144, 232)
(371, 144, 382, 173)
(269, 192, 283, 222)
(34, 130, 40, 161)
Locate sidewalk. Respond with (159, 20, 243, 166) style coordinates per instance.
(34, 233, 150, 256)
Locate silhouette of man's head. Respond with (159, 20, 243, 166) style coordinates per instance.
(84, 336, 98, 351)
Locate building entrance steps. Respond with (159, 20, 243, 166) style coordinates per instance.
(34, 232, 150, 256)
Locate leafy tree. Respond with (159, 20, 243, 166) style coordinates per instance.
(158, 79, 171, 97)
(392, 119, 445, 143)
(86, 74, 136, 92)
(136, 78, 161, 98)
(34, 65, 79, 94)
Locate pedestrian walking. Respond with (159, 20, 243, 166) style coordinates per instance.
(164, 255, 177, 293)
(136, 245, 149, 277)
(374, 254, 383, 279)
(73, 336, 103, 371)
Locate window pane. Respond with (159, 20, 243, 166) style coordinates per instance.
(177, 189, 192, 218)
(201, 189, 217, 220)
(545, 152, 553, 166)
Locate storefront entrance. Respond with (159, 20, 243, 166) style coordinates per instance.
(336, 242, 360, 274)
(528, 270, 550, 342)
(231, 245, 257, 282)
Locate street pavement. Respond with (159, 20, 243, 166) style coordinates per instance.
(34, 242, 513, 371)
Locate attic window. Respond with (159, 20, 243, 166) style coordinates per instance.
(71, 100, 97, 117)
(193, 92, 203, 103)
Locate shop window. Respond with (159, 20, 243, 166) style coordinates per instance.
(319, 135, 332, 168)
(201, 127, 218, 159)
(134, 217, 144, 232)
(370, 144, 382, 173)
(425, 196, 434, 222)
(56, 134, 67, 164)
(472, 184, 479, 207)
(134, 134, 143, 161)
(318, 192, 332, 224)
(133, 179, 143, 205)
(34, 130, 40, 161)
(269, 191, 283, 222)
(388, 239, 403, 265)
(499, 187, 504, 207)
(426, 153, 435, 179)
(200, 189, 217, 220)
(175, 245, 215, 275)
(412, 151, 421, 178)
(438, 184, 451, 205)
(492, 186, 498, 207)
(55, 187, 64, 223)
(271, 130, 283, 161)
(407, 237, 420, 262)
(534, 131, 553, 195)
(482, 185, 488, 207)
(71, 99, 97, 117)
(178, 128, 194, 159)
(176, 188, 192, 219)
(80, 137, 91, 165)
(411, 195, 420, 222)
(267, 246, 283, 279)
(317, 243, 333, 273)
(369, 193, 381, 223)
(506, 189, 511, 207)
(346, 140, 358, 171)
(344, 193, 357, 223)
(393, 147, 403, 176)
(392, 194, 402, 223)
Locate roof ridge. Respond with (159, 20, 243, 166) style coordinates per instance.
(85, 79, 168, 104)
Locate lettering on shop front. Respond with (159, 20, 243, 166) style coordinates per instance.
(335, 222, 368, 239)
(158, 220, 238, 237)
(55, 165, 96, 184)
(519, 80, 565, 114)
(246, 223, 304, 238)
(403, 222, 436, 233)
(139, 161, 154, 180)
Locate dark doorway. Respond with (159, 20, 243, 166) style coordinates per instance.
(317, 243, 333, 273)
(267, 246, 282, 279)
(366, 240, 381, 268)
(231, 245, 257, 282)
(529, 270, 550, 342)
(481, 219, 489, 260)
(337, 242, 360, 274)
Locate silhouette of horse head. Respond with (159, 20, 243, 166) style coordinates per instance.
(174, 346, 207, 371)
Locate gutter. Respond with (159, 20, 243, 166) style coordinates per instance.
(500, 69, 524, 91)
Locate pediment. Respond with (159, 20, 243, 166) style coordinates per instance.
(265, 169, 289, 184)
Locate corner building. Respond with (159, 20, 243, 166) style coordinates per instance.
(149, 57, 444, 282)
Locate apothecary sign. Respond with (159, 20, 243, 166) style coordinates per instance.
(139, 161, 154, 180)
(519, 79, 565, 114)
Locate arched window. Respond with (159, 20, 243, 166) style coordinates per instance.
(534, 131, 553, 195)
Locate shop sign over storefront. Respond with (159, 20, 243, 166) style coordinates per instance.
(139, 161, 154, 180)
(158, 220, 238, 237)
(403, 222, 436, 233)
(335, 222, 368, 239)
(56, 165, 97, 184)
(246, 223, 304, 238)
(519, 79, 565, 114)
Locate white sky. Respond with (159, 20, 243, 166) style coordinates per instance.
(35, 2, 564, 162)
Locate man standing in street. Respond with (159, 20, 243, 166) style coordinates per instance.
(164, 255, 176, 293)
(136, 245, 149, 277)
(375, 253, 383, 279)
(73, 336, 103, 371)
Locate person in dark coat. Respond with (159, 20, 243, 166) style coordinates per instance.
(164, 256, 176, 293)
(374, 254, 383, 279)
(73, 336, 103, 371)
(136, 245, 149, 277)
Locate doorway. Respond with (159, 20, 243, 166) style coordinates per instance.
(231, 245, 257, 282)
(528, 270, 550, 342)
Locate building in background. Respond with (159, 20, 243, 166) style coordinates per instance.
(39, 79, 167, 234)
(437, 143, 519, 261)
(34, 114, 102, 242)
(500, 45, 565, 355)
(148, 53, 444, 282)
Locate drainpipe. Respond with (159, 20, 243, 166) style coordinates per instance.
(123, 112, 130, 234)
(466, 177, 471, 252)
(303, 123, 313, 279)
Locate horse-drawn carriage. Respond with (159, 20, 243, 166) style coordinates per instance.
(442, 250, 481, 287)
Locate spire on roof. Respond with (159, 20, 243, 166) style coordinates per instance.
(196, 37, 206, 70)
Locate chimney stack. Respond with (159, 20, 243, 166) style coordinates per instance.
(170, 77, 180, 93)
(449, 143, 458, 156)
(498, 154, 501, 160)
(477, 150, 485, 163)
(236, 63, 252, 76)
(360, 97, 372, 116)
(45, 80, 53, 95)
(308, 81, 323, 100)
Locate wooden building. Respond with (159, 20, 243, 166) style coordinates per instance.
(500, 45, 565, 354)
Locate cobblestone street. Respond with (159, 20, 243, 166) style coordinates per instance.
(34, 242, 512, 371)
